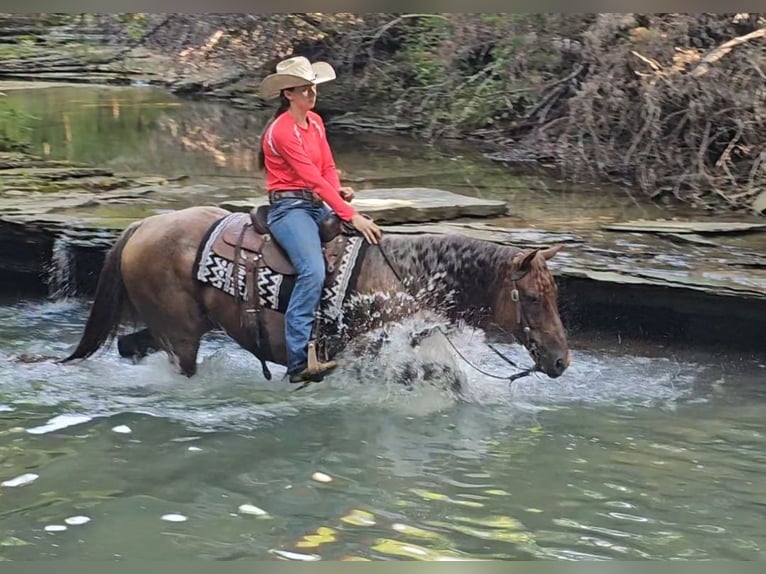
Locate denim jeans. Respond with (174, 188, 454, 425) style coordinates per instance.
(267, 198, 331, 374)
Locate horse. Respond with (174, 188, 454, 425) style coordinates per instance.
(60, 205, 571, 385)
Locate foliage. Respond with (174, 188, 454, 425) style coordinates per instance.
(549, 13, 766, 211)
(329, 14, 589, 138)
(0, 97, 34, 152)
(327, 13, 766, 211)
(115, 14, 150, 41)
(2, 12, 765, 211)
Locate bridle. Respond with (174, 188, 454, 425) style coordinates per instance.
(377, 243, 540, 384)
(508, 269, 539, 364)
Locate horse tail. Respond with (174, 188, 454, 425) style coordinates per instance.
(60, 221, 142, 362)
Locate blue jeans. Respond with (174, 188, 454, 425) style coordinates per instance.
(267, 198, 331, 374)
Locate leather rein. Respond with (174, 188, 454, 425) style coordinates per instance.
(376, 242, 538, 384)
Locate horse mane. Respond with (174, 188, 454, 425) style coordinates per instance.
(379, 233, 521, 321)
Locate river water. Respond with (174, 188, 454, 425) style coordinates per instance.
(1, 84, 765, 561)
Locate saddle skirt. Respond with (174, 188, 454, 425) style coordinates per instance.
(193, 206, 367, 321)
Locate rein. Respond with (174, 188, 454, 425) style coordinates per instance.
(376, 241, 537, 384)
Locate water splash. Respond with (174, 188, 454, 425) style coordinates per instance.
(0, 299, 702, 432)
(45, 236, 77, 300)
(327, 310, 699, 410)
(333, 311, 463, 384)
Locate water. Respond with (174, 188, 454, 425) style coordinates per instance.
(45, 236, 76, 300)
(2, 83, 766, 560)
(1, 297, 765, 560)
(1, 83, 699, 232)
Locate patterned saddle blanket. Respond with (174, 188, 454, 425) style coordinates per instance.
(193, 211, 367, 322)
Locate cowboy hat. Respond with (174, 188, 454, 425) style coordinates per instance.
(260, 56, 336, 100)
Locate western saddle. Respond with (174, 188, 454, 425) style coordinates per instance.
(212, 204, 352, 278)
(208, 204, 356, 379)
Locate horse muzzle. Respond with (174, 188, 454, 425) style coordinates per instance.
(533, 347, 571, 379)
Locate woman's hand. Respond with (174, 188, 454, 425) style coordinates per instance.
(350, 213, 382, 245)
(339, 186, 355, 202)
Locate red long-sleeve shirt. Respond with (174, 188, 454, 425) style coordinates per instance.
(262, 110, 356, 221)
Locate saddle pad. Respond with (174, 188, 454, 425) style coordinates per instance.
(193, 212, 367, 320)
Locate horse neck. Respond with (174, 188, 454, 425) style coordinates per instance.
(381, 234, 518, 322)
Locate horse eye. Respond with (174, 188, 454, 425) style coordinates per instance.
(525, 293, 540, 303)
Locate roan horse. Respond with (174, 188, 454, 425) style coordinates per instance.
(61, 205, 571, 385)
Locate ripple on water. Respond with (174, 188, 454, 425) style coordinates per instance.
(1, 473, 39, 488)
(26, 414, 93, 435)
(269, 549, 321, 561)
(64, 516, 91, 526)
(1, 298, 761, 561)
(161, 513, 188, 522)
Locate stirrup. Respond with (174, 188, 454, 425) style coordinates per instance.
(289, 342, 338, 384)
(306, 340, 322, 373)
(288, 361, 338, 384)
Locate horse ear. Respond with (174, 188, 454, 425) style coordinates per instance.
(540, 244, 563, 260)
(514, 249, 539, 273)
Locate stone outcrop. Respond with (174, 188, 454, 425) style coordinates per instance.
(221, 188, 509, 225)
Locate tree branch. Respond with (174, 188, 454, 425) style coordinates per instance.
(691, 27, 766, 78)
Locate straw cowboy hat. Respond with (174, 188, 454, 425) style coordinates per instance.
(260, 56, 336, 100)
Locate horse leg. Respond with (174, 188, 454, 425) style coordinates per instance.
(117, 205, 229, 377)
(123, 287, 209, 378)
(163, 334, 202, 377)
(140, 313, 206, 377)
(117, 327, 200, 377)
(117, 328, 159, 361)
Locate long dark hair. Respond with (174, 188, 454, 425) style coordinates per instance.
(257, 91, 291, 171)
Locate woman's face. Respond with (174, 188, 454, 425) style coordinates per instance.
(286, 83, 317, 111)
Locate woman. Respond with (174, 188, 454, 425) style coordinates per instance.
(257, 56, 382, 384)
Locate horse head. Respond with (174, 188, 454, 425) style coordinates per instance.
(493, 245, 571, 378)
